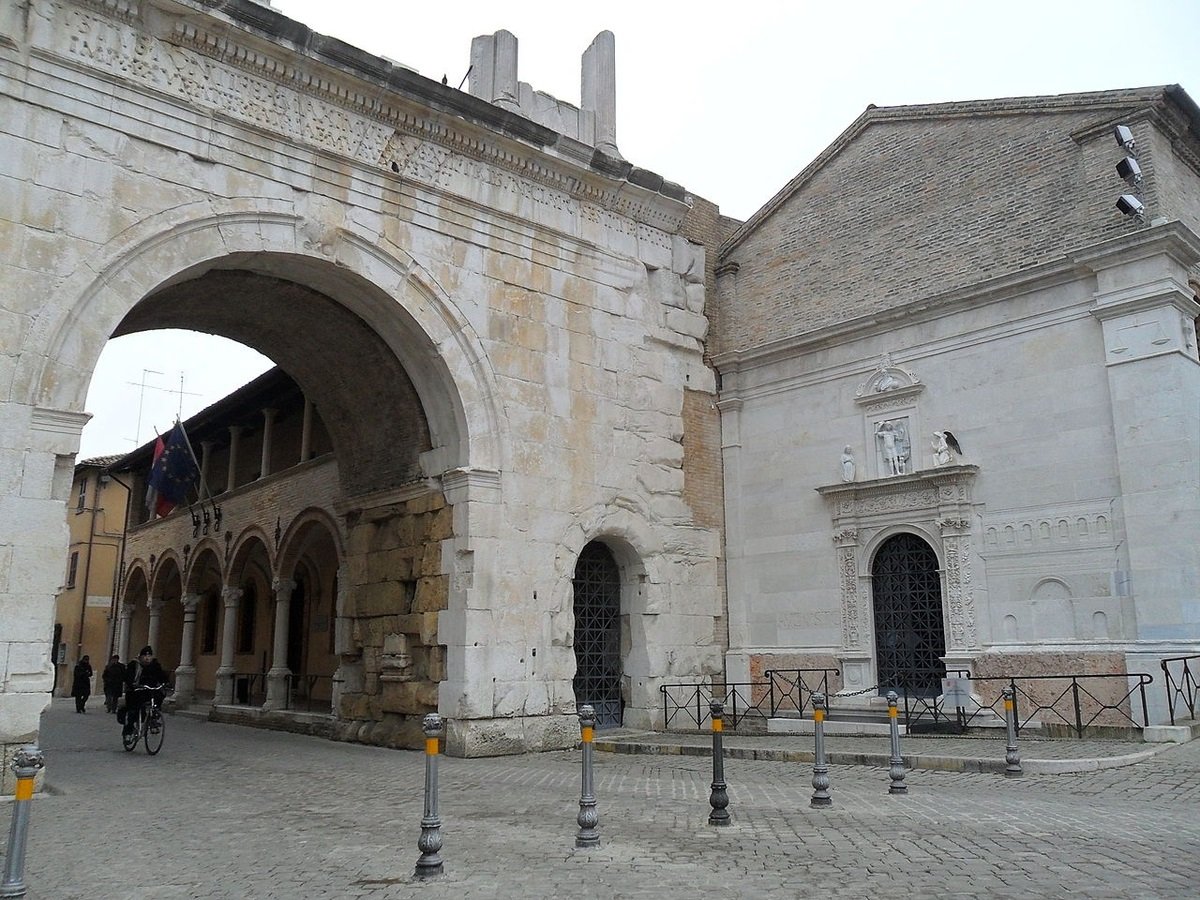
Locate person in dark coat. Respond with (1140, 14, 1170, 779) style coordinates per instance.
(71, 655, 93, 713)
(122, 646, 170, 737)
(102, 654, 125, 714)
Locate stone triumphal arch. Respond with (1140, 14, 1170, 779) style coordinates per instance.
(0, 0, 724, 779)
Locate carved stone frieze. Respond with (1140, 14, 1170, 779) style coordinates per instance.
(941, 534, 979, 650)
(58, 2, 687, 238)
(838, 545, 861, 650)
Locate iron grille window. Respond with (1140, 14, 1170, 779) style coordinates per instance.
(871, 533, 947, 696)
(572, 542, 623, 727)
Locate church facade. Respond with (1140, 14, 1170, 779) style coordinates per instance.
(2, 0, 1198, 786)
(715, 88, 1200, 722)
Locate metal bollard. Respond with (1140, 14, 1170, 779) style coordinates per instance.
(576, 705, 600, 848)
(413, 714, 445, 880)
(810, 692, 832, 808)
(886, 691, 908, 795)
(707, 699, 731, 826)
(1002, 686, 1022, 777)
(1, 745, 45, 899)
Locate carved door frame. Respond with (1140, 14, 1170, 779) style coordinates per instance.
(817, 465, 981, 694)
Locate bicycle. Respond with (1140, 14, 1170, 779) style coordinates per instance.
(121, 684, 169, 755)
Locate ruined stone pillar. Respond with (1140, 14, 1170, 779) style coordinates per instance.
(214, 586, 242, 705)
(264, 578, 295, 710)
(468, 30, 520, 113)
(174, 594, 200, 704)
(582, 31, 618, 157)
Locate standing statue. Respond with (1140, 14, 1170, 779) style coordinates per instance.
(875, 420, 906, 476)
(840, 446, 856, 482)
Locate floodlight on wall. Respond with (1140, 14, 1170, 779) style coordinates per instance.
(1116, 194, 1145, 221)
(1110, 123, 1150, 226)
(1116, 156, 1142, 186)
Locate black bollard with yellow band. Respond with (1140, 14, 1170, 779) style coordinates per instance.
(708, 698, 732, 826)
(1, 745, 45, 899)
(413, 713, 445, 880)
(886, 690, 908, 794)
(810, 692, 832, 808)
(1002, 686, 1023, 777)
(576, 705, 600, 848)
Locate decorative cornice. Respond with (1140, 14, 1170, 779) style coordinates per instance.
(62, 0, 689, 235)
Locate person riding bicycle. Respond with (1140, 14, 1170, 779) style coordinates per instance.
(121, 645, 169, 738)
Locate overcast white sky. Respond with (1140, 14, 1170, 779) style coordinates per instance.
(78, 0, 1200, 458)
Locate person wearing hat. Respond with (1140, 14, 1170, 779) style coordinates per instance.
(121, 645, 170, 737)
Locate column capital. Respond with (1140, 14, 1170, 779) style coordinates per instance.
(272, 577, 295, 598)
(181, 592, 201, 612)
(147, 596, 164, 613)
(221, 586, 244, 607)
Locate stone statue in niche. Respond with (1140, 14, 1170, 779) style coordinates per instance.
(875, 419, 909, 476)
(840, 446, 856, 482)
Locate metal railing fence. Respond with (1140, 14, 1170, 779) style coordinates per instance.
(660, 668, 838, 732)
(284, 673, 334, 713)
(1160, 654, 1200, 725)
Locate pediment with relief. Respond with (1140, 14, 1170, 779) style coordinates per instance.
(854, 353, 924, 408)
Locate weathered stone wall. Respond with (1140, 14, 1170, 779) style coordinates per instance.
(335, 489, 451, 749)
(972, 650, 1140, 731)
(0, 0, 727, 764)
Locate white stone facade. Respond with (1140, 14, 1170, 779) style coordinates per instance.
(0, 0, 722, 777)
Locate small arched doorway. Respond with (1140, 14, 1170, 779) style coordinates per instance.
(572, 542, 623, 727)
(871, 533, 946, 695)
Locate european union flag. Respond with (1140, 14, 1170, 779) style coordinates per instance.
(147, 423, 200, 512)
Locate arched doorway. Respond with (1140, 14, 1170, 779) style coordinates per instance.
(871, 533, 946, 695)
(572, 542, 623, 727)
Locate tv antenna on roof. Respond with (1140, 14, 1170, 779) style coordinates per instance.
(126, 369, 200, 446)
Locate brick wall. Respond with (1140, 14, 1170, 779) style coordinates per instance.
(718, 91, 1200, 353)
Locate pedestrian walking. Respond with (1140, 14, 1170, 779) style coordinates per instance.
(71, 655, 93, 713)
(102, 654, 124, 714)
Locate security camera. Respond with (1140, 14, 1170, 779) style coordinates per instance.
(1113, 124, 1135, 151)
(1116, 194, 1144, 218)
(1116, 156, 1142, 185)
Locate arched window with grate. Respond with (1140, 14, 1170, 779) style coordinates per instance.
(572, 541, 623, 727)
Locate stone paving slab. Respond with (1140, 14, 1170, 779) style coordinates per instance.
(3, 702, 1199, 899)
(593, 728, 1181, 774)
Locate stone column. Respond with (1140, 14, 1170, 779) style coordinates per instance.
(264, 578, 295, 710)
(582, 31, 619, 157)
(225, 426, 242, 493)
(174, 593, 200, 705)
(331, 565, 351, 716)
(299, 398, 313, 463)
(117, 602, 134, 662)
(259, 408, 277, 479)
(214, 586, 242, 705)
(146, 597, 163, 654)
(199, 441, 213, 496)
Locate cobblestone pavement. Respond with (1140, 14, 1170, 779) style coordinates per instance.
(3, 701, 1198, 899)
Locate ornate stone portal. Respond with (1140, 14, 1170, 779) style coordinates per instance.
(817, 466, 981, 693)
